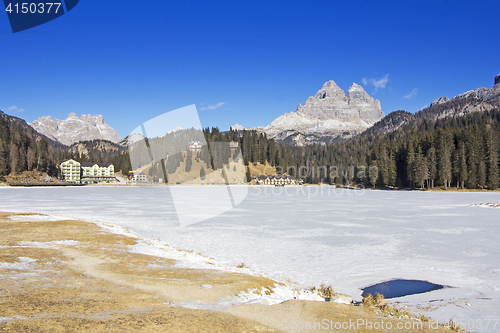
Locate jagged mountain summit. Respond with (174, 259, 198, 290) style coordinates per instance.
(31, 113, 121, 146)
(263, 80, 384, 145)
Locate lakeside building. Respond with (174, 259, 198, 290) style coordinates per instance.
(59, 160, 116, 183)
(132, 173, 148, 182)
(256, 175, 297, 185)
(81, 162, 115, 183)
(59, 159, 81, 182)
(126, 171, 150, 182)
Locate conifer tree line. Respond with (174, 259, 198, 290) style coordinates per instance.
(286, 109, 500, 190)
(146, 127, 291, 182)
(67, 140, 132, 175)
(0, 113, 56, 178)
(203, 127, 295, 170)
(2, 108, 499, 190)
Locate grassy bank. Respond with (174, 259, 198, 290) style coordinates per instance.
(0, 212, 456, 332)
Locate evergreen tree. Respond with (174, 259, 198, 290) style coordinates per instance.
(386, 151, 397, 187)
(486, 130, 499, 189)
(414, 146, 429, 189)
(426, 146, 437, 188)
(466, 135, 479, 188)
(406, 139, 416, 188)
(200, 167, 206, 180)
(185, 150, 193, 173)
(456, 141, 468, 189)
(478, 159, 487, 188)
(437, 130, 453, 189)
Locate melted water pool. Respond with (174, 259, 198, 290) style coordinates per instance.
(362, 279, 444, 299)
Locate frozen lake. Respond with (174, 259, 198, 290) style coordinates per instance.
(1, 185, 499, 330)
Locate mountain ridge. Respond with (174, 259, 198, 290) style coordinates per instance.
(361, 75, 500, 139)
(31, 113, 121, 146)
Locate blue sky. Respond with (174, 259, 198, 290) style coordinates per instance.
(1, 1, 499, 138)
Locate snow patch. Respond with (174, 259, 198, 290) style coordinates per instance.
(8, 215, 77, 222)
(17, 240, 80, 247)
(0, 257, 37, 270)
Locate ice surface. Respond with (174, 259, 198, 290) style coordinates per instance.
(0, 186, 499, 330)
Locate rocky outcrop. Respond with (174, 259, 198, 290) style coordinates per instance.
(495, 74, 500, 86)
(430, 96, 450, 106)
(31, 113, 121, 146)
(263, 80, 384, 145)
(118, 133, 145, 147)
(230, 124, 244, 131)
(452, 79, 500, 104)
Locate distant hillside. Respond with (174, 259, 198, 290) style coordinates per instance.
(69, 140, 124, 159)
(0, 110, 63, 148)
(68, 139, 131, 174)
(0, 110, 131, 178)
(360, 110, 414, 138)
(0, 110, 61, 177)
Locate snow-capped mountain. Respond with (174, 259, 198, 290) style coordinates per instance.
(263, 80, 385, 145)
(31, 113, 121, 146)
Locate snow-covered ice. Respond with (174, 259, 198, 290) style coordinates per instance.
(0, 185, 499, 331)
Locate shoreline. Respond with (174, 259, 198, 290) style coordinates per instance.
(2, 180, 499, 193)
(0, 211, 452, 332)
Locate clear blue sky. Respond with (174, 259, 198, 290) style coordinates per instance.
(1, 1, 499, 138)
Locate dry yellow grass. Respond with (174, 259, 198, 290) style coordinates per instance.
(0, 212, 278, 332)
(247, 161, 277, 177)
(0, 212, 455, 332)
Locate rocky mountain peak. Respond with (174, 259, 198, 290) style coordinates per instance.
(347, 82, 364, 92)
(263, 80, 385, 145)
(347, 82, 376, 104)
(430, 96, 450, 107)
(495, 74, 500, 86)
(347, 83, 384, 124)
(230, 123, 244, 131)
(311, 80, 346, 102)
(31, 113, 121, 146)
